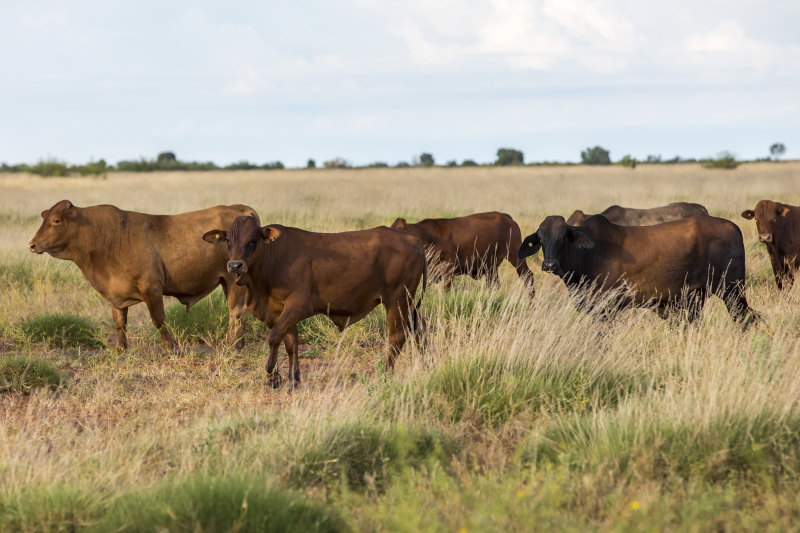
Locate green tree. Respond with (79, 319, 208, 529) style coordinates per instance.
(770, 143, 786, 161)
(495, 148, 524, 166)
(619, 155, 637, 169)
(419, 153, 435, 167)
(581, 146, 611, 165)
(157, 151, 177, 164)
(307, 158, 316, 169)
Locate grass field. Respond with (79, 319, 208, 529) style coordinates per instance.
(2, 162, 800, 531)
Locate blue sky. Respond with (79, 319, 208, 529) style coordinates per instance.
(2, 0, 798, 167)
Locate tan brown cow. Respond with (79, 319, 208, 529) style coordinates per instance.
(742, 200, 800, 289)
(203, 217, 427, 387)
(29, 200, 257, 349)
(519, 215, 757, 326)
(390, 212, 534, 297)
(566, 202, 708, 226)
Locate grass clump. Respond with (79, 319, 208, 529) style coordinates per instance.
(289, 421, 460, 491)
(387, 351, 643, 427)
(18, 313, 104, 350)
(527, 408, 800, 484)
(98, 474, 347, 533)
(0, 355, 64, 393)
(165, 289, 228, 344)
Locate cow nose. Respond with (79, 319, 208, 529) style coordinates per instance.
(28, 242, 36, 253)
(759, 234, 773, 243)
(541, 260, 557, 272)
(227, 261, 243, 273)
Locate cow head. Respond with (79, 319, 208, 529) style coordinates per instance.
(518, 216, 594, 275)
(741, 200, 791, 244)
(203, 216, 281, 281)
(29, 200, 82, 257)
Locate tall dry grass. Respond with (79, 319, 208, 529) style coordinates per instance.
(1, 162, 800, 530)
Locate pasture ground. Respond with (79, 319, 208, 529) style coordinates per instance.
(2, 163, 800, 531)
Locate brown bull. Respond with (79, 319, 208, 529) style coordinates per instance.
(390, 212, 534, 297)
(566, 202, 708, 226)
(29, 200, 256, 349)
(741, 200, 800, 289)
(203, 216, 427, 387)
(519, 215, 757, 326)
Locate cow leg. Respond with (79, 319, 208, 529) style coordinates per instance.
(266, 309, 304, 388)
(383, 297, 412, 371)
(111, 306, 128, 349)
(685, 289, 706, 324)
(485, 264, 500, 289)
(284, 324, 301, 387)
(223, 282, 248, 349)
(143, 294, 176, 351)
(722, 284, 758, 329)
(513, 259, 536, 299)
(768, 250, 785, 289)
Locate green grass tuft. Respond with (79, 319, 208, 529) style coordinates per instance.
(19, 313, 104, 350)
(165, 289, 229, 344)
(0, 355, 65, 394)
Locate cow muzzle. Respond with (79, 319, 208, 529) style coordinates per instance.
(541, 260, 558, 273)
(28, 242, 43, 254)
(759, 234, 773, 243)
(227, 261, 246, 274)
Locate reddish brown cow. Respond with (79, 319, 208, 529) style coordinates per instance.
(29, 200, 256, 349)
(203, 217, 427, 387)
(566, 202, 708, 226)
(741, 200, 800, 289)
(390, 212, 534, 297)
(519, 215, 758, 326)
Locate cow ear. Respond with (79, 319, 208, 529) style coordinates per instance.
(202, 229, 227, 244)
(261, 226, 281, 242)
(62, 206, 80, 222)
(41, 210, 48, 218)
(518, 233, 541, 258)
(741, 210, 755, 220)
(780, 206, 791, 217)
(568, 226, 595, 249)
(392, 218, 407, 229)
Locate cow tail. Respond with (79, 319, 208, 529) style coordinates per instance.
(412, 251, 428, 333)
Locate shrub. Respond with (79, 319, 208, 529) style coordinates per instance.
(581, 146, 611, 165)
(225, 160, 260, 170)
(19, 313, 104, 350)
(367, 161, 389, 168)
(307, 158, 317, 168)
(28, 159, 70, 177)
(262, 161, 285, 170)
(396, 161, 410, 168)
(495, 148, 524, 166)
(446, 160, 458, 167)
(70, 159, 109, 176)
(702, 151, 739, 169)
(619, 155, 637, 169)
(461, 159, 478, 167)
(324, 158, 350, 169)
(0, 356, 65, 394)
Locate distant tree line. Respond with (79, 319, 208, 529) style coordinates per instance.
(0, 143, 788, 177)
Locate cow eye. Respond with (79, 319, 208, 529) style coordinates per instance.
(250, 238, 258, 245)
(52, 219, 61, 225)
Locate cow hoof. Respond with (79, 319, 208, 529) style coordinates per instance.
(269, 373, 283, 389)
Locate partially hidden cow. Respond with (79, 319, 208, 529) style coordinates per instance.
(518, 215, 757, 326)
(203, 216, 427, 387)
(390, 212, 534, 297)
(29, 200, 257, 349)
(741, 200, 800, 289)
(566, 202, 708, 226)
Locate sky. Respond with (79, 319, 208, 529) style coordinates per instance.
(1, 0, 799, 167)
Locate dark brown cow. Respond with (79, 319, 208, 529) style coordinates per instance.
(741, 200, 800, 289)
(518, 215, 757, 326)
(390, 212, 534, 297)
(203, 217, 427, 387)
(566, 202, 708, 226)
(29, 200, 256, 349)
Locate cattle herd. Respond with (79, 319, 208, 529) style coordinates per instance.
(28, 198, 800, 387)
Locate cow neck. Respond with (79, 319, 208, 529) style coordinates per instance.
(66, 208, 123, 270)
(249, 236, 285, 296)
